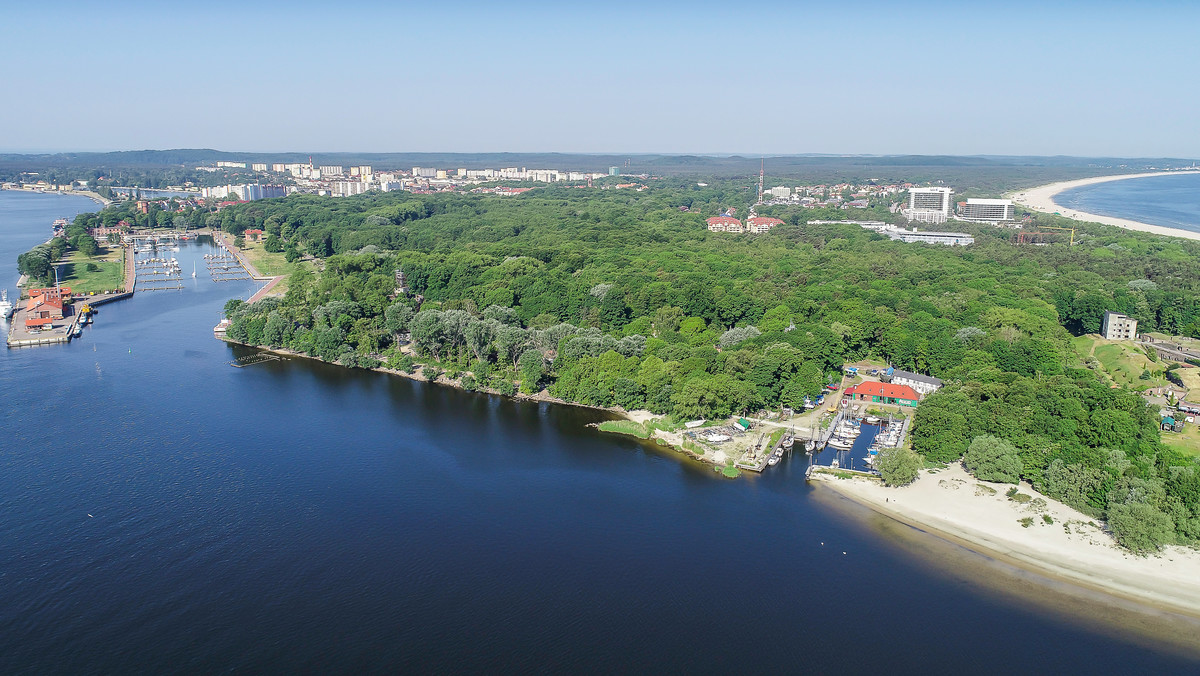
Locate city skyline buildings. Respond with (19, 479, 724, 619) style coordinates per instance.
(2, 1, 1199, 157)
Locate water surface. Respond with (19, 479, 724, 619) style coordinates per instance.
(1056, 173, 1200, 234)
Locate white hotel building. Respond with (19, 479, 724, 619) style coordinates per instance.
(958, 198, 1015, 223)
(904, 187, 953, 224)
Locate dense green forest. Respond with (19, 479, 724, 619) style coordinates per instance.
(66, 184, 1200, 550)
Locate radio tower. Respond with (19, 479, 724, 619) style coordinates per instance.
(757, 157, 764, 204)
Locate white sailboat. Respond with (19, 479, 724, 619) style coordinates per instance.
(0, 289, 12, 319)
(192, 262, 197, 278)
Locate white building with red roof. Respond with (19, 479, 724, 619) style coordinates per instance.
(746, 216, 784, 233)
(706, 216, 743, 233)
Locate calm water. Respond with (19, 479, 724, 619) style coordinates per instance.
(1056, 172, 1200, 234)
(2, 191, 1199, 674)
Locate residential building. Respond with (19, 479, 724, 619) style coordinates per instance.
(251, 163, 268, 172)
(746, 216, 784, 233)
(331, 181, 369, 197)
(201, 184, 287, 201)
(319, 165, 344, 177)
(887, 229, 973, 246)
(958, 198, 1015, 222)
(244, 229, 265, 242)
(843, 381, 921, 407)
(412, 167, 438, 178)
(766, 186, 791, 200)
(1102, 311, 1138, 340)
(216, 161, 246, 168)
(887, 370, 944, 396)
(609, 167, 619, 176)
(706, 216, 743, 233)
(904, 187, 953, 223)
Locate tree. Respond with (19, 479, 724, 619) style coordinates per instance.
(963, 435, 1023, 484)
(518, 349, 545, 393)
(384, 302, 415, 336)
(76, 234, 99, 257)
(876, 446, 922, 486)
(223, 299, 246, 319)
(652, 306, 684, 335)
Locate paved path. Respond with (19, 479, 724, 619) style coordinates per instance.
(211, 231, 285, 303)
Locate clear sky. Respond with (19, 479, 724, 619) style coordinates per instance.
(2, 0, 1198, 157)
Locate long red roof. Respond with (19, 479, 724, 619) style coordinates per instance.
(850, 381, 920, 400)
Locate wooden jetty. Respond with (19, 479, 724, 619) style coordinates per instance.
(230, 353, 282, 368)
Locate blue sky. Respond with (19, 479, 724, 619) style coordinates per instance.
(2, 0, 1198, 156)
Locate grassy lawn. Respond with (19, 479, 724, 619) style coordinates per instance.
(1176, 367, 1200, 394)
(237, 240, 316, 296)
(1162, 423, 1200, 457)
(1074, 334, 1164, 390)
(59, 246, 124, 293)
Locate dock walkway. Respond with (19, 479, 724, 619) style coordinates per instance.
(209, 232, 284, 304)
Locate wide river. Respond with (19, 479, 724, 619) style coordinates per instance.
(2, 191, 1198, 674)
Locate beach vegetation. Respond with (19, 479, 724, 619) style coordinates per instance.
(1019, 517, 1034, 528)
(597, 420, 652, 439)
(876, 446, 922, 487)
(1107, 502, 1175, 553)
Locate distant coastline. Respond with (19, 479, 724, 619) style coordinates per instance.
(1011, 171, 1200, 241)
(0, 184, 110, 207)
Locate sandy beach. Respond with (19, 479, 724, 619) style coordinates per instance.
(811, 465, 1200, 619)
(1011, 171, 1200, 241)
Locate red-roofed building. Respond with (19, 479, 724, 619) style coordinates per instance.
(844, 381, 921, 407)
(24, 286, 71, 329)
(244, 229, 265, 242)
(746, 216, 785, 233)
(706, 216, 743, 233)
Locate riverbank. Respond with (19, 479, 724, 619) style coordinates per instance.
(810, 464, 1200, 620)
(215, 336, 724, 468)
(1011, 171, 1200, 241)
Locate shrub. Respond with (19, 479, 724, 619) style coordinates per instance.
(964, 435, 1022, 484)
(493, 379, 516, 396)
(1107, 502, 1175, 553)
(1019, 517, 1034, 528)
(875, 446, 922, 487)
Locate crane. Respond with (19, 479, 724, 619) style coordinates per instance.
(1016, 224, 1076, 245)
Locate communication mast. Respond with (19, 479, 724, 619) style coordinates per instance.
(757, 157, 764, 204)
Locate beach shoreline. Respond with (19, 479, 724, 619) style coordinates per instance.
(1010, 170, 1200, 241)
(809, 466, 1200, 623)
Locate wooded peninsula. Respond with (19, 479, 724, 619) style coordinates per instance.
(39, 178, 1200, 553)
